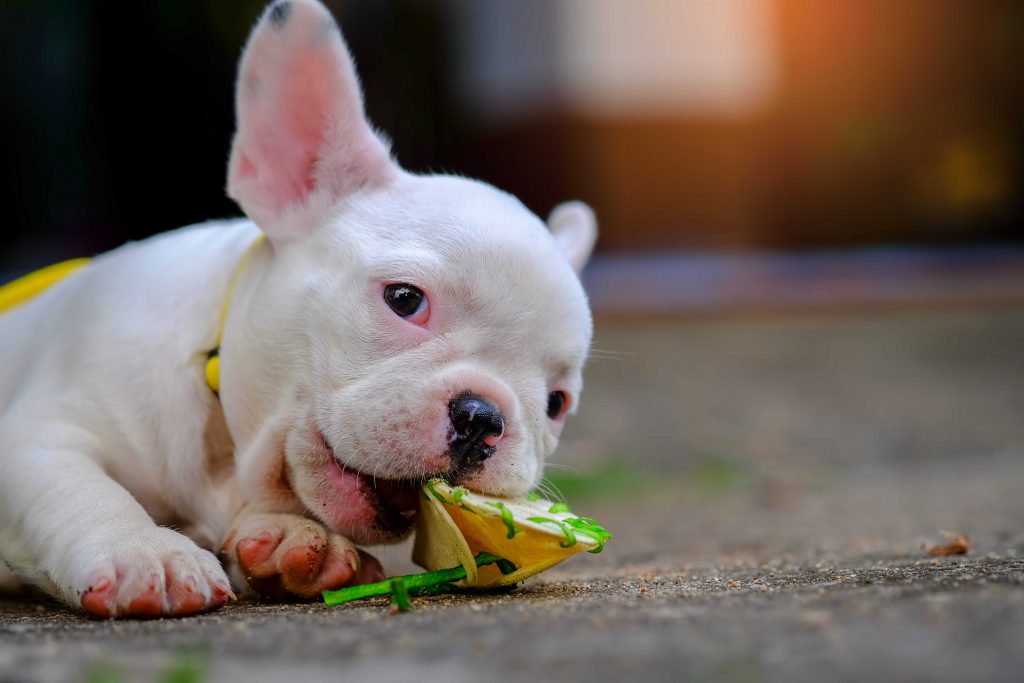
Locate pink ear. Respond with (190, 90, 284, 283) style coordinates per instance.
(227, 0, 394, 235)
(548, 201, 598, 275)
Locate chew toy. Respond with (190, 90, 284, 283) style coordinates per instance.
(323, 479, 610, 607)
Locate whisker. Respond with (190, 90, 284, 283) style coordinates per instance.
(537, 477, 566, 503)
(589, 347, 635, 357)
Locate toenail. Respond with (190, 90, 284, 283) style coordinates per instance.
(344, 550, 359, 571)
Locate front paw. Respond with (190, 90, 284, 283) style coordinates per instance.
(76, 527, 233, 619)
(225, 513, 384, 600)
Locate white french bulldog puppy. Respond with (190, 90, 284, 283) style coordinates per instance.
(0, 0, 596, 617)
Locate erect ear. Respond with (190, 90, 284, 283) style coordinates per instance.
(227, 0, 395, 237)
(547, 201, 598, 275)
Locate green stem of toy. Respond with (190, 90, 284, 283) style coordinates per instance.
(323, 567, 463, 606)
(388, 578, 412, 612)
(322, 552, 515, 607)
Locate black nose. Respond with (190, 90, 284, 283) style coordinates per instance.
(448, 394, 504, 468)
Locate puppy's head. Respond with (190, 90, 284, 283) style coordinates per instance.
(222, 0, 596, 544)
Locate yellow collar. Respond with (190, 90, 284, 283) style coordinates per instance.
(204, 234, 266, 394)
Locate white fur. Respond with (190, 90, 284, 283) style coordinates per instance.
(0, 0, 596, 616)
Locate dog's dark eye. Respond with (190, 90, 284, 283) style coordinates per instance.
(546, 391, 567, 420)
(384, 283, 427, 319)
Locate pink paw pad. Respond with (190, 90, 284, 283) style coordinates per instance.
(236, 531, 279, 571)
(279, 543, 327, 587)
(80, 577, 116, 618)
(166, 575, 205, 615)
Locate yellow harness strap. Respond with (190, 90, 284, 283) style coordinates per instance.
(0, 235, 266, 396)
(0, 258, 91, 313)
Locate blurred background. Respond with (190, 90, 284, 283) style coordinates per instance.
(2, 0, 1024, 568)
(2, 0, 1022, 265)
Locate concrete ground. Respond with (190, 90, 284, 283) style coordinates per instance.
(2, 307, 1023, 683)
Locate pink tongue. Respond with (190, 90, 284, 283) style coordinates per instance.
(373, 479, 421, 513)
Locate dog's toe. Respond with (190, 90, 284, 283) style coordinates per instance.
(236, 530, 281, 571)
(352, 550, 386, 584)
(126, 577, 164, 618)
(80, 576, 116, 618)
(279, 542, 328, 589)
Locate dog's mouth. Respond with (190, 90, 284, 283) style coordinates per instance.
(317, 433, 423, 542)
(370, 476, 422, 519)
